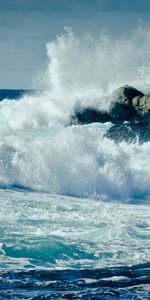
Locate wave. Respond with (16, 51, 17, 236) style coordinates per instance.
(1, 263, 150, 299)
(1, 25, 150, 130)
(0, 123, 149, 200)
(0, 26, 150, 200)
(0, 189, 150, 271)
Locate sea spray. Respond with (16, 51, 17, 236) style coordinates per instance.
(0, 26, 150, 132)
(0, 123, 150, 200)
(46, 26, 150, 113)
(1, 26, 150, 130)
(0, 27, 150, 199)
(0, 27, 150, 299)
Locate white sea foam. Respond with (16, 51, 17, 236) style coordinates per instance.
(0, 189, 150, 269)
(0, 123, 149, 200)
(45, 25, 150, 113)
(1, 25, 150, 130)
(0, 28, 150, 274)
(0, 27, 150, 200)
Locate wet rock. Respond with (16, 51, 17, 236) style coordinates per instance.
(72, 103, 135, 125)
(71, 108, 111, 124)
(112, 85, 144, 106)
(104, 123, 150, 143)
(132, 95, 150, 123)
(71, 86, 147, 125)
(109, 102, 135, 121)
(108, 85, 144, 122)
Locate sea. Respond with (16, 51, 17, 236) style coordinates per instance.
(0, 28, 150, 299)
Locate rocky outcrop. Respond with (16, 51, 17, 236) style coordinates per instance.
(105, 87, 150, 143)
(72, 85, 146, 125)
(132, 94, 150, 123)
(112, 85, 144, 106)
(108, 85, 144, 122)
(104, 123, 150, 143)
(71, 85, 150, 143)
(109, 102, 134, 121)
(72, 108, 111, 124)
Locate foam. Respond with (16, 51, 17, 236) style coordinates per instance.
(0, 27, 150, 200)
(1, 26, 150, 131)
(0, 123, 149, 200)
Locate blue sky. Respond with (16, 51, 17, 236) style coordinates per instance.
(1, 0, 150, 88)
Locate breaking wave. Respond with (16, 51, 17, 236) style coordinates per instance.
(0, 26, 150, 201)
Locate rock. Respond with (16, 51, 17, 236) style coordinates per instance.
(71, 86, 146, 125)
(104, 123, 150, 143)
(109, 102, 135, 121)
(71, 108, 111, 124)
(108, 85, 144, 122)
(112, 85, 144, 105)
(132, 95, 150, 123)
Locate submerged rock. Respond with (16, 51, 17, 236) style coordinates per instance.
(104, 123, 150, 143)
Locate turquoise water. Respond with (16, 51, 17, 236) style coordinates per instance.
(0, 121, 150, 298)
(0, 188, 150, 299)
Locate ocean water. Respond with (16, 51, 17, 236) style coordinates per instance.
(0, 28, 150, 299)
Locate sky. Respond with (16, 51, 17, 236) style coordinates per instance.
(1, 0, 150, 89)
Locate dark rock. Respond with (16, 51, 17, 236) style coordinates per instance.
(108, 85, 144, 122)
(71, 108, 111, 125)
(71, 86, 146, 125)
(104, 123, 150, 143)
(109, 102, 135, 121)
